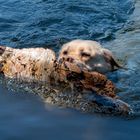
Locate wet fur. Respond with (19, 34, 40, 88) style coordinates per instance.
(59, 39, 122, 74)
(0, 45, 131, 115)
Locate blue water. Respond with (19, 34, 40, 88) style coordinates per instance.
(0, 0, 134, 50)
(1, 0, 140, 140)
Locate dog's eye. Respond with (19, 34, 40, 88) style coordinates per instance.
(63, 51, 68, 55)
(81, 52, 90, 57)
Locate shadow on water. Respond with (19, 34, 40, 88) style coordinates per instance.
(1, 0, 140, 140)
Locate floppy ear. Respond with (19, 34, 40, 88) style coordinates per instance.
(103, 49, 122, 71)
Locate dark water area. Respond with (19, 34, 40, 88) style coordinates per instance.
(1, 0, 140, 140)
(0, 0, 134, 51)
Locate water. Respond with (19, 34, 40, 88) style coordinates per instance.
(0, 0, 134, 50)
(0, 0, 140, 140)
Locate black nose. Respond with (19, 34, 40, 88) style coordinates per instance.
(66, 57, 74, 63)
(58, 57, 74, 64)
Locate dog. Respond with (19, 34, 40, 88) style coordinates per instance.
(58, 39, 122, 74)
(0, 45, 116, 97)
(0, 45, 131, 115)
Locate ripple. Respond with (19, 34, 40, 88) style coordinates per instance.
(0, 0, 135, 49)
(103, 0, 140, 116)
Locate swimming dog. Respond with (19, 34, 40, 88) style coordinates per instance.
(0, 45, 131, 115)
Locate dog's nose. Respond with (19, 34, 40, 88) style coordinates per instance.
(66, 57, 74, 63)
(58, 56, 74, 63)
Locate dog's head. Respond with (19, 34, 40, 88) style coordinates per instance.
(58, 40, 121, 73)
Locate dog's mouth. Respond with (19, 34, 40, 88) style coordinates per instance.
(58, 56, 91, 71)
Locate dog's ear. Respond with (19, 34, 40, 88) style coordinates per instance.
(103, 49, 122, 71)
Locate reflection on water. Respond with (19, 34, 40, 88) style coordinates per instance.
(0, 0, 140, 140)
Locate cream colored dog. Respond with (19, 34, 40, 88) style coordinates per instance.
(0, 45, 131, 115)
(59, 39, 121, 74)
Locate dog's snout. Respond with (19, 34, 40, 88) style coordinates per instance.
(58, 56, 75, 64)
(66, 57, 74, 63)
